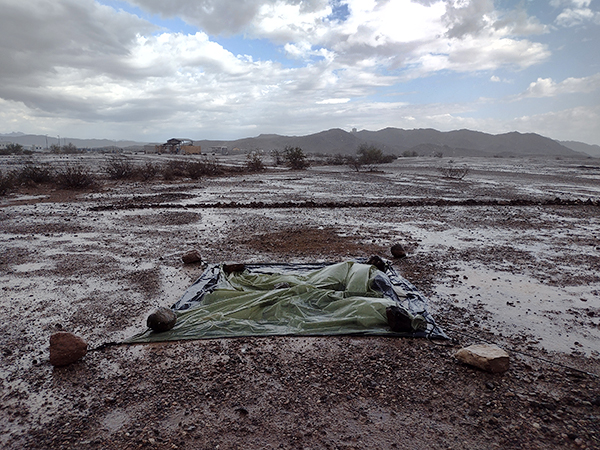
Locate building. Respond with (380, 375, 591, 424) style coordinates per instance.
(155, 138, 201, 155)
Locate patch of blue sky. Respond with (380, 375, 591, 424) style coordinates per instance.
(327, 0, 350, 22)
(97, 0, 199, 35)
(215, 35, 324, 68)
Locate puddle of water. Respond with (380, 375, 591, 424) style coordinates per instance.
(434, 264, 600, 355)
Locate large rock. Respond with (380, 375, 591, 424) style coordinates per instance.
(147, 307, 177, 332)
(455, 344, 510, 373)
(49, 332, 88, 367)
(182, 249, 202, 264)
(390, 243, 407, 258)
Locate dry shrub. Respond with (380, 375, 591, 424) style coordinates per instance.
(0, 171, 13, 196)
(438, 165, 469, 180)
(103, 156, 137, 180)
(14, 162, 55, 185)
(55, 164, 97, 189)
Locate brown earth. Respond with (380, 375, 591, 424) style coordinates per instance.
(1, 155, 599, 449)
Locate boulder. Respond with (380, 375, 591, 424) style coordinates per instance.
(455, 344, 510, 373)
(147, 307, 177, 332)
(182, 249, 202, 264)
(49, 332, 88, 367)
(390, 243, 407, 258)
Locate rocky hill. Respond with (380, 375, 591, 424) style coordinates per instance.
(2, 128, 594, 158)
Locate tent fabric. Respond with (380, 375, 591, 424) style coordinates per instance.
(126, 261, 448, 343)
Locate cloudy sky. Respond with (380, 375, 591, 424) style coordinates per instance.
(1, 0, 599, 144)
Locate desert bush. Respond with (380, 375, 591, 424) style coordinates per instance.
(0, 171, 13, 195)
(55, 164, 97, 189)
(162, 160, 188, 180)
(162, 158, 223, 180)
(103, 156, 137, 180)
(15, 161, 55, 184)
(246, 151, 265, 172)
(347, 144, 395, 171)
(283, 146, 310, 170)
(438, 164, 469, 180)
(0, 143, 24, 155)
(402, 150, 419, 157)
(186, 158, 223, 179)
(326, 153, 347, 165)
(139, 161, 160, 181)
(271, 149, 283, 166)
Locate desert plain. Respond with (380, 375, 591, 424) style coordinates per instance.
(1, 153, 599, 449)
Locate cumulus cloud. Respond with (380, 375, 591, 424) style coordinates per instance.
(519, 73, 600, 98)
(3, 0, 592, 142)
(551, 0, 599, 26)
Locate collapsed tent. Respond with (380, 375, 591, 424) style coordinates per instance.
(126, 260, 448, 343)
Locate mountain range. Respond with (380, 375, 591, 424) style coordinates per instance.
(2, 128, 598, 158)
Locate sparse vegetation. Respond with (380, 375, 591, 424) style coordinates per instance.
(0, 171, 13, 195)
(15, 161, 55, 185)
(347, 144, 396, 171)
(0, 143, 24, 155)
(50, 142, 82, 154)
(283, 146, 310, 170)
(55, 164, 97, 189)
(185, 158, 223, 178)
(438, 164, 469, 180)
(103, 156, 137, 180)
(139, 161, 160, 181)
(402, 150, 419, 157)
(271, 149, 283, 166)
(246, 151, 265, 172)
(326, 153, 347, 165)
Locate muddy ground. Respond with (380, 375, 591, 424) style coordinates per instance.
(1, 154, 600, 449)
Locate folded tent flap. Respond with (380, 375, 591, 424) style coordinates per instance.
(126, 259, 449, 344)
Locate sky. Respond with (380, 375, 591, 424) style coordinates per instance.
(0, 0, 599, 145)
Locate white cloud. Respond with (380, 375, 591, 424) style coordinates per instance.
(519, 73, 600, 98)
(316, 98, 350, 104)
(551, 0, 599, 27)
(2, 0, 597, 144)
(510, 105, 600, 144)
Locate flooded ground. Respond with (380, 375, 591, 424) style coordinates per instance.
(1, 154, 599, 449)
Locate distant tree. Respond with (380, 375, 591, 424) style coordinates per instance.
(49, 143, 61, 153)
(402, 150, 419, 157)
(346, 155, 363, 172)
(283, 146, 310, 170)
(326, 153, 347, 166)
(271, 149, 283, 166)
(246, 150, 265, 172)
(350, 144, 396, 171)
(62, 142, 80, 154)
(0, 143, 24, 155)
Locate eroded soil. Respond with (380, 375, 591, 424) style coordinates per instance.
(1, 155, 600, 449)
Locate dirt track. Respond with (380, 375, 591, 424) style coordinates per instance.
(1, 155, 600, 449)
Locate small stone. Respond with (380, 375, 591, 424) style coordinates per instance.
(49, 332, 88, 367)
(182, 250, 202, 264)
(455, 344, 510, 373)
(147, 307, 177, 332)
(390, 243, 407, 258)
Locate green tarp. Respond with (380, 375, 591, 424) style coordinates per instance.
(127, 261, 447, 343)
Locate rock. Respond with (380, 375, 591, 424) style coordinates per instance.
(182, 250, 202, 264)
(49, 332, 88, 367)
(223, 263, 246, 275)
(455, 344, 510, 373)
(390, 244, 407, 258)
(147, 307, 177, 332)
(367, 255, 386, 272)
